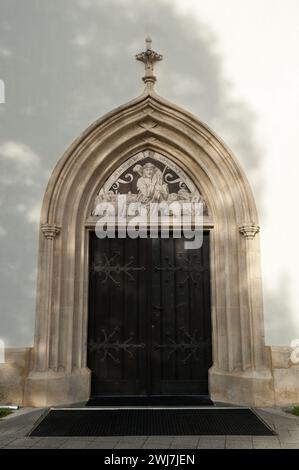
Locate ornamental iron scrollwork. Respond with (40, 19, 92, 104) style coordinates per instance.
(154, 327, 210, 364)
(91, 252, 145, 286)
(88, 326, 145, 364)
(154, 253, 204, 285)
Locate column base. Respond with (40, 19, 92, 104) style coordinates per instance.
(24, 367, 91, 407)
(209, 366, 275, 406)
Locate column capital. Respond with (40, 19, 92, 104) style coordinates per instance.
(239, 223, 260, 240)
(41, 223, 60, 240)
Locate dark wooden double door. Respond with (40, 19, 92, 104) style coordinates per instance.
(88, 232, 212, 398)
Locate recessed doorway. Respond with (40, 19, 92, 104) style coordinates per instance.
(87, 232, 212, 403)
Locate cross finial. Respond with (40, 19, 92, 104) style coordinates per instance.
(135, 37, 163, 88)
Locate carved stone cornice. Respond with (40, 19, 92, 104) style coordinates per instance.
(41, 223, 60, 240)
(239, 223, 260, 240)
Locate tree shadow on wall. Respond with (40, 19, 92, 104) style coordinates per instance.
(0, 0, 264, 346)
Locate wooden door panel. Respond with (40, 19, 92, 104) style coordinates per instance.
(88, 232, 212, 397)
(88, 235, 148, 395)
(150, 233, 212, 395)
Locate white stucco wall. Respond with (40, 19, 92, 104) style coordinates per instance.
(0, 0, 298, 347)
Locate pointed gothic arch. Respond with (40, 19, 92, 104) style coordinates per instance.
(24, 80, 274, 406)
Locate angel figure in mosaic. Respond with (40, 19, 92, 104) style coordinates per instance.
(133, 162, 169, 203)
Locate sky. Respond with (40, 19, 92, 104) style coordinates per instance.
(171, 0, 299, 344)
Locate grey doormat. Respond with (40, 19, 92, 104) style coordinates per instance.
(29, 408, 275, 436)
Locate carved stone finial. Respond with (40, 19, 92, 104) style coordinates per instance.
(239, 223, 260, 240)
(135, 37, 163, 87)
(41, 223, 60, 240)
(145, 36, 152, 50)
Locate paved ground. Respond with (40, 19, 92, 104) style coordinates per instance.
(0, 407, 298, 449)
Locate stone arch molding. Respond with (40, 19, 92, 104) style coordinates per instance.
(24, 87, 275, 407)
